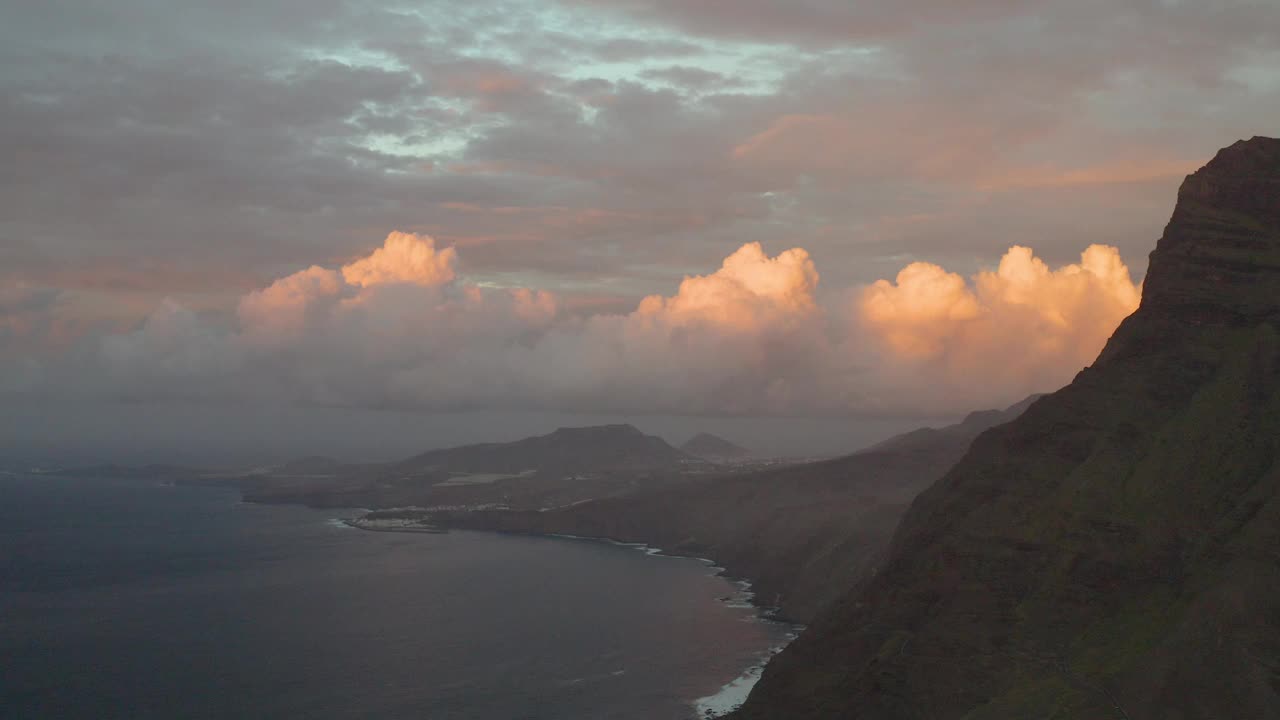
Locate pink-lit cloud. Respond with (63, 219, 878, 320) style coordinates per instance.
(858, 244, 1141, 410)
(339, 232, 458, 288)
(634, 243, 818, 329)
(238, 265, 344, 345)
(17, 233, 1140, 417)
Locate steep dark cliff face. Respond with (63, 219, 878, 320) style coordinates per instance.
(734, 136, 1280, 720)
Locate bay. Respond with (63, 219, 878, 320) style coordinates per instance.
(0, 474, 791, 719)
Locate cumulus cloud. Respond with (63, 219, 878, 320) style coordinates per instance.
(233, 232, 459, 350)
(79, 232, 558, 406)
(521, 242, 827, 414)
(860, 262, 982, 358)
(10, 232, 1141, 416)
(238, 265, 345, 345)
(634, 243, 818, 328)
(857, 244, 1141, 410)
(101, 300, 243, 389)
(340, 231, 458, 288)
(5, 0, 1270, 333)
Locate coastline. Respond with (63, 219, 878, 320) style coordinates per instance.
(9, 474, 788, 720)
(340, 517, 449, 534)
(330, 509, 803, 718)
(536, 531, 805, 718)
(318, 501, 801, 718)
(693, 628, 797, 720)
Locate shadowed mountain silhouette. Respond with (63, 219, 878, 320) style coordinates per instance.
(732, 136, 1280, 719)
(680, 432, 752, 461)
(430, 397, 1036, 623)
(396, 423, 691, 475)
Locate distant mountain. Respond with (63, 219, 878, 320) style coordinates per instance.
(432, 396, 1036, 623)
(680, 432, 751, 461)
(865, 394, 1044, 455)
(735, 137, 1280, 719)
(212, 423, 696, 509)
(397, 424, 692, 475)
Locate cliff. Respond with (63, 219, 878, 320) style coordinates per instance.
(733, 137, 1280, 718)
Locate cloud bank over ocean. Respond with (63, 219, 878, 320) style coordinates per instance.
(4, 0, 1270, 457)
(4, 232, 1139, 417)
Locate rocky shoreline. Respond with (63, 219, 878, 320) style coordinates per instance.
(334, 504, 800, 718)
(341, 515, 449, 534)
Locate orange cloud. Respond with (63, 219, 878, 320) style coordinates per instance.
(509, 288, 559, 323)
(340, 231, 458, 288)
(861, 261, 982, 357)
(859, 244, 1141, 406)
(235, 232, 462, 348)
(635, 242, 819, 331)
(43, 234, 1143, 417)
(501, 242, 833, 415)
(237, 265, 343, 342)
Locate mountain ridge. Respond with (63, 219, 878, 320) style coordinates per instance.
(430, 396, 1037, 623)
(680, 432, 752, 461)
(157, 423, 700, 510)
(396, 422, 690, 475)
(732, 136, 1280, 719)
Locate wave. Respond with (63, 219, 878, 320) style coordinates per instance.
(692, 630, 799, 718)
(541, 531, 803, 717)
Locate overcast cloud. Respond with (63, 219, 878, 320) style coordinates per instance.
(2, 0, 1276, 459)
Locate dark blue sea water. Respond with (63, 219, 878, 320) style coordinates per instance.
(0, 474, 791, 719)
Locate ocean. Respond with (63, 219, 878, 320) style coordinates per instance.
(0, 473, 792, 719)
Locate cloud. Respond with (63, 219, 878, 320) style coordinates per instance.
(640, 65, 741, 92)
(0, 283, 94, 358)
(8, 0, 1273, 319)
(100, 299, 244, 397)
(0, 284, 64, 393)
(0, 285, 61, 343)
(12, 233, 1141, 417)
(233, 232, 461, 350)
(520, 242, 826, 414)
(339, 232, 458, 288)
(857, 244, 1141, 409)
(237, 265, 344, 346)
(634, 242, 818, 328)
(859, 262, 982, 358)
(243, 235, 823, 414)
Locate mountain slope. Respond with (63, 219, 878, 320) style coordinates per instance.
(864, 395, 1042, 456)
(198, 424, 694, 508)
(397, 423, 690, 475)
(680, 432, 751, 461)
(433, 398, 1034, 623)
(734, 137, 1280, 719)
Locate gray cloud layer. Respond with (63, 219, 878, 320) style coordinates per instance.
(10, 231, 1141, 424)
(2, 0, 1277, 455)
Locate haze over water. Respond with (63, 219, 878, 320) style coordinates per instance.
(0, 474, 790, 719)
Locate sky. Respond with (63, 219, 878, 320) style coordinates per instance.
(2, 0, 1277, 462)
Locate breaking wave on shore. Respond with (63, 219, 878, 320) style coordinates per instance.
(542, 532, 803, 718)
